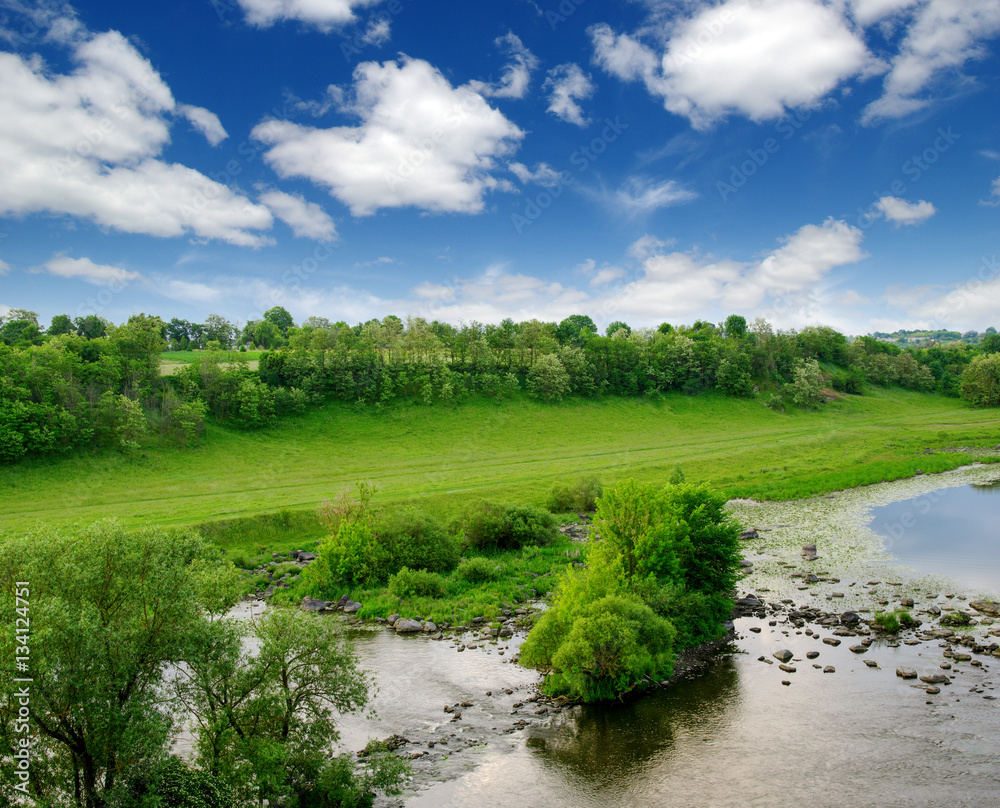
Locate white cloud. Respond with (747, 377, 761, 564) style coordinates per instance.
(39, 255, 142, 286)
(862, 0, 1000, 123)
(592, 0, 873, 129)
(875, 195, 936, 224)
(882, 257, 1000, 330)
(543, 63, 595, 127)
(0, 27, 273, 246)
(235, 0, 384, 31)
(591, 265, 627, 286)
(465, 32, 538, 100)
(360, 17, 390, 45)
(254, 56, 524, 215)
(612, 176, 697, 214)
(259, 189, 338, 241)
(985, 175, 1000, 206)
(850, 0, 920, 26)
(509, 162, 564, 188)
(153, 277, 222, 304)
(178, 104, 228, 146)
(0, 259, 11, 275)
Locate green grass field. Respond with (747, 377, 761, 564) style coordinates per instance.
(2, 389, 998, 539)
(159, 350, 262, 375)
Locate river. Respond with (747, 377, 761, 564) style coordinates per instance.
(330, 464, 1000, 808)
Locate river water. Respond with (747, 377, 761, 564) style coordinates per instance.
(331, 466, 1000, 808)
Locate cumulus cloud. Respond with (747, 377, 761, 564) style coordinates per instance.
(359, 17, 390, 45)
(591, 0, 873, 129)
(882, 254, 1000, 329)
(543, 63, 595, 126)
(253, 56, 524, 216)
(258, 189, 338, 241)
(178, 104, 228, 146)
(861, 0, 1000, 123)
(466, 32, 538, 100)
(39, 255, 142, 286)
(0, 25, 273, 246)
(850, 0, 920, 26)
(875, 195, 936, 224)
(235, 0, 384, 31)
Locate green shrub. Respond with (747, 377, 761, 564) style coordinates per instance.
(462, 501, 557, 551)
(454, 556, 504, 583)
(546, 475, 603, 512)
(372, 509, 460, 574)
(872, 610, 901, 633)
(388, 567, 447, 599)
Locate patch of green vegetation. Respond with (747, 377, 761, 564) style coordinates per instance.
(194, 509, 325, 569)
(160, 350, 264, 363)
(1, 389, 998, 536)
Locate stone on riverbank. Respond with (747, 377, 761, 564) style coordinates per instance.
(395, 618, 424, 633)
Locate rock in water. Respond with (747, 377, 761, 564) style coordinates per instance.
(394, 618, 424, 634)
(773, 649, 794, 663)
(896, 667, 918, 679)
(969, 600, 1000, 618)
(300, 597, 329, 612)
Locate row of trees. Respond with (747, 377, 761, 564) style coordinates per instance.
(0, 521, 407, 808)
(3, 306, 999, 463)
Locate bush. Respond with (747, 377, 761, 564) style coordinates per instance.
(454, 556, 504, 584)
(546, 475, 603, 513)
(388, 567, 447, 599)
(462, 501, 557, 551)
(872, 610, 901, 633)
(372, 509, 460, 574)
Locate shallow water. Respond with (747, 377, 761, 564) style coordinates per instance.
(870, 480, 1000, 592)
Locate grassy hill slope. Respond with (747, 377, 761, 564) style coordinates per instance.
(1, 390, 997, 534)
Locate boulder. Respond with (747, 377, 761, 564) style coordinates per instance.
(773, 649, 794, 663)
(387, 613, 400, 626)
(969, 601, 1000, 618)
(300, 597, 329, 612)
(298, 552, 317, 562)
(342, 600, 362, 614)
(738, 528, 759, 540)
(896, 667, 918, 679)
(423, 621, 438, 633)
(394, 618, 424, 634)
(840, 611, 861, 626)
(919, 674, 950, 685)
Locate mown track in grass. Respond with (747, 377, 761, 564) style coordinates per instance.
(1, 389, 998, 534)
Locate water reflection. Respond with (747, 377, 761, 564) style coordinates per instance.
(526, 656, 740, 784)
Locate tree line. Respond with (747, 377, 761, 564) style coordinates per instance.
(3, 305, 1000, 463)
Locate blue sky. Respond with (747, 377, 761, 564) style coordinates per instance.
(1, 0, 998, 335)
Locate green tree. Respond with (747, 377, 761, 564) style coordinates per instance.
(786, 357, 824, 407)
(961, 353, 1000, 406)
(527, 353, 570, 401)
(48, 313, 75, 336)
(723, 314, 747, 338)
(605, 320, 631, 337)
(177, 607, 406, 806)
(263, 306, 295, 335)
(0, 521, 242, 808)
(556, 314, 597, 346)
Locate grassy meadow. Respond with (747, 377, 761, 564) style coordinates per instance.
(2, 388, 998, 541)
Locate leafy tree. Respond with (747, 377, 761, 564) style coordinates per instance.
(202, 314, 236, 348)
(556, 314, 597, 346)
(723, 314, 747, 338)
(786, 358, 824, 407)
(48, 313, 75, 336)
(605, 320, 631, 337)
(176, 607, 407, 806)
(0, 520, 242, 808)
(980, 333, 1000, 354)
(961, 354, 1000, 406)
(74, 314, 109, 339)
(263, 306, 295, 335)
(527, 353, 570, 401)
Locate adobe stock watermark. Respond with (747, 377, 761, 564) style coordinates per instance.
(510, 116, 629, 233)
(544, 0, 589, 31)
(924, 253, 1000, 332)
(11, 580, 33, 797)
(251, 242, 339, 320)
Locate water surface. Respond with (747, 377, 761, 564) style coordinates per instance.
(870, 479, 1000, 592)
